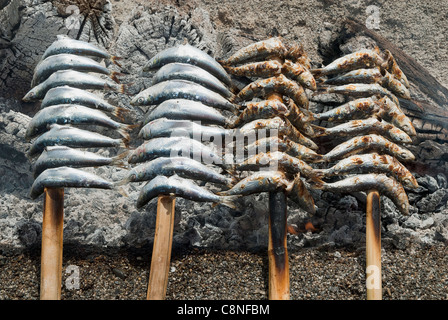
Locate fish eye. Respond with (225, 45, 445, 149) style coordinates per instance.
(130, 173, 137, 180)
(137, 97, 145, 104)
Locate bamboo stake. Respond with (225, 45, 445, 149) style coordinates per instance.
(366, 189, 382, 300)
(40, 187, 64, 300)
(268, 190, 290, 300)
(147, 195, 176, 300)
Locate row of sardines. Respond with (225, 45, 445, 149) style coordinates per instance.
(25, 35, 132, 199)
(24, 35, 418, 219)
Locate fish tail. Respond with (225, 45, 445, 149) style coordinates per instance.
(314, 85, 331, 95)
(215, 195, 241, 210)
(309, 177, 324, 189)
(112, 106, 132, 122)
(117, 126, 131, 141)
(110, 71, 125, 84)
(217, 59, 229, 66)
(111, 56, 123, 68)
(310, 124, 327, 137)
(312, 168, 326, 180)
(110, 150, 130, 168)
(115, 186, 129, 197)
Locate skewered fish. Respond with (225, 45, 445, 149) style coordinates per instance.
(312, 97, 382, 122)
(378, 96, 416, 136)
(130, 79, 237, 113)
(28, 124, 128, 157)
(314, 173, 410, 215)
(30, 167, 114, 199)
(282, 59, 316, 90)
(315, 153, 418, 189)
(117, 156, 236, 187)
(152, 62, 234, 99)
(323, 134, 415, 162)
(223, 60, 283, 78)
(142, 43, 232, 86)
(230, 100, 290, 128)
(33, 146, 128, 178)
(288, 174, 316, 215)
(23, 70, 126, 101)
(32, 54, 122, 87)
(136, 175, 238, 209)
(322, 67, 383, 85)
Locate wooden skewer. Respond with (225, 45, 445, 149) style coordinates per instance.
(40, 187, 64, 300)
(146, 195, 176, 300)
(266, 55, 290, 300)
(366, 189, 382, 300)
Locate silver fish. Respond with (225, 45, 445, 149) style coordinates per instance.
(378, 96, 416, 137)
(219, 37, 288, 66)
(28, 124, 128, 157)
(117, 157, 235, 187)
(315, 153, 418, 189)
(130, 79, 237, 113)
(32, 54, 121, 87)
(142, 43, 232, 86)
(23, 70, 125, 101)
(312, 97, 382, 122)
(380, 69, 411, 100)
(41, 35, 122, 66)
(40, 86, 130, 120)
(139, 118, 233, 141)
(25, 104, 135, 140)
(127, 137, 223, 165)
(142, 99, 229, 126)
(33, 146, 128, 178)
(30, 166, 114, 199)
(136, 175, 237, 209)
(152, 62, 233, 99)
(323, 134, 415, 162)
(312, 117, 412, 144)
(315, 173, 410, 215)
(217, 171, 293, 196)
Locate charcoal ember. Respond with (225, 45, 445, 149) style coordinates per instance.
(416, 175, 439, 193)
(416, 189, 448, 213)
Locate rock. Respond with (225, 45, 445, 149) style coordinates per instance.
(417, 175, 439, 193)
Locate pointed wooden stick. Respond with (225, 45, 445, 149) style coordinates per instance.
(366, 189, 382, 300)
(40, 187, 64, 300)
(268, 190, 290, 300)
(147, 195, 176, 300)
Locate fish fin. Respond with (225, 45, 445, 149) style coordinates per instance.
(215, 195, 241, 210)
(111, 150, 130, 168)
(117, 127, 131, 141)
(308, 177, 324, 189)
(312, 169, 326, 180)
(112, 106, 132, 122)
(113, 176, 131, 187)
(110, 71, 125, 84)
(116, 186, 129, 197)
(111, 56, 123, 68)
(309, 124, 327, 137)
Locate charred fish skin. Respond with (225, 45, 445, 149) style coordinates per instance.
(127, 137, 223, 166)
(235, 151, 317, 179)
(25, 104, 133, 140)
(40, 86, 129, 120)
(152, 63, 234, 99)
(380, 69, 411, 100)
(288, 174, 316, 215)
(323, 134, 415, 163)
(382, 49, 410, 88)
(379, 96, 416, 137)
(311, 49, 385, 77)
(142, 43, 232, 86)
(32, 54, 118, 87)
(231, 100, 290, 128)
(243, 136, 322, 163)
(136, 175, 236, 209)
(130, 79, 237, 113)
(313, 97, 381, 122)
(219, 37, 288, 66)
(142, 99, 229, 126)
(312, 117, 412, 144)
(23, 70, 125, 101)
(40, 35, 122, 66)
(239, 117, 318, 151)
(235, 74, 309, 109)
(223, 60, 283, 78)
(119, 156, 235, 187)
(28, 124, 127, 158)
(282, 59, 316, 90)
(139, 118, 233, 141)
(33, 146, 126, 179)
(30, 166, 114, 200)
(285, 99, 315, 137)
(322, 67, 383, 86)
(317, 173, 410, 215)
(217, 171, 293, 196)
(317, 153, 418, 189)
(284, 43, 312, 70)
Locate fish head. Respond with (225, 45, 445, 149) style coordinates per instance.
(130, 94, 147, 106)
(22, 88, 39, 102)
(403, 176, 419, 190)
